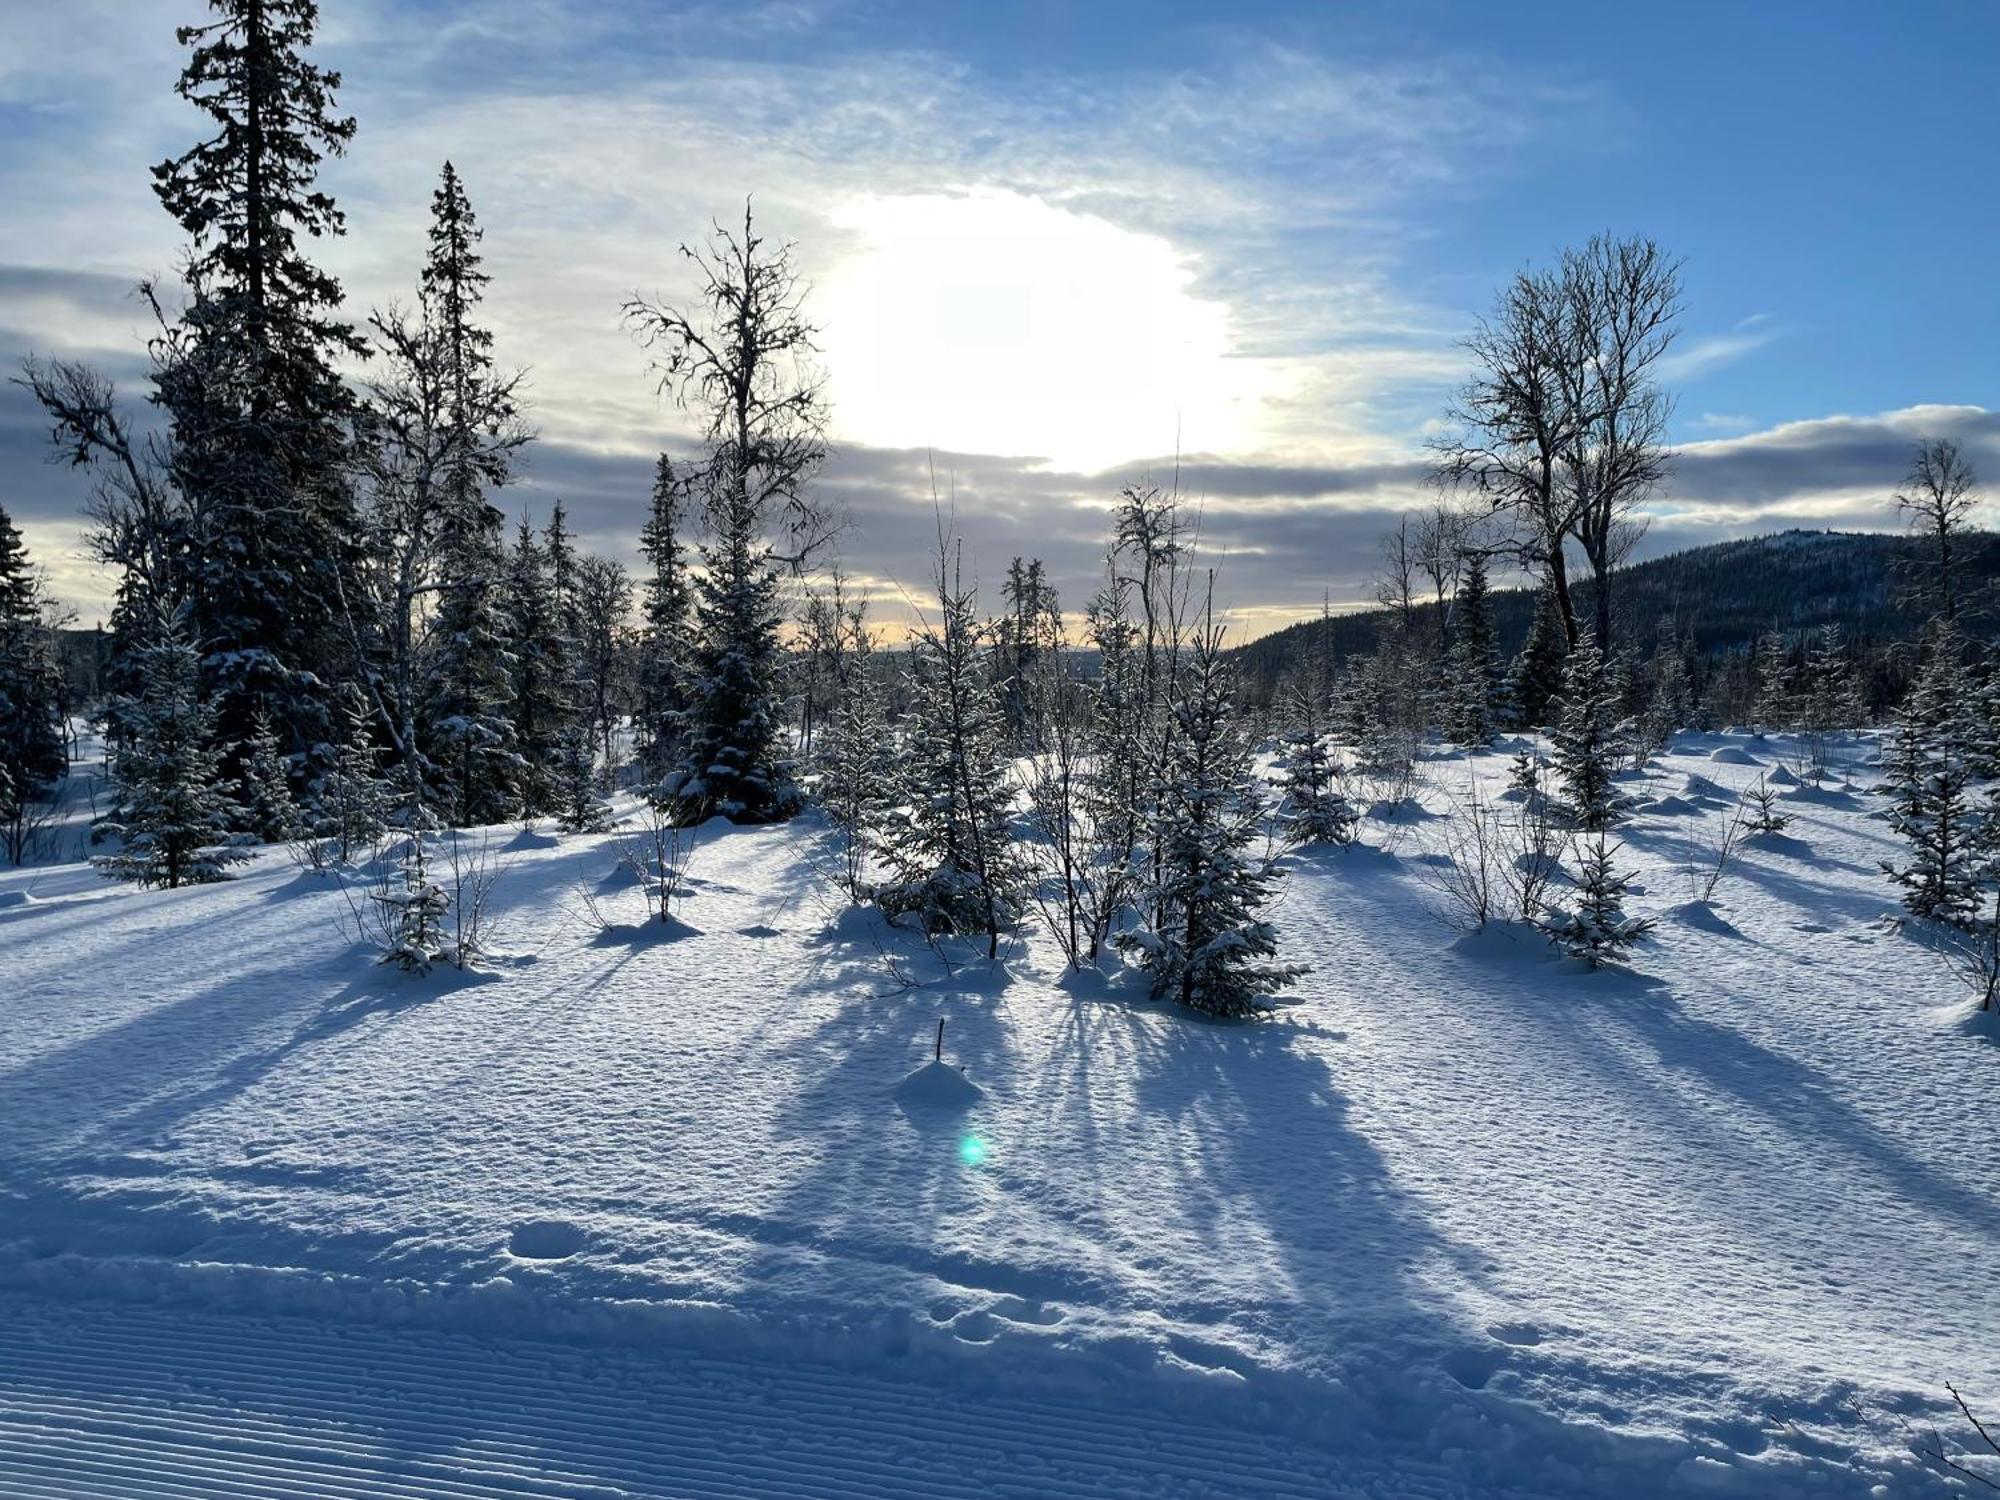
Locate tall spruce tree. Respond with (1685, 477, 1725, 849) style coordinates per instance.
(817, 600, 889, 903)
(504, 517, 568, 818)
(96, 607, 249, 888)
(419, 161, 522, 826)
(1551, 630, 1624, 831)
(669, 499, 801, 823)
(1883, 629, 1980, 924)
(1753, 632, 1798, 731)
(0, 504, 65, 862)
(623, 204, 832, 823)
(876, 543, 1021, 955)
(1506, 579, 1568, 729)
(1443, 550, 1500, 746)
(151, 0, 366, 760)
(636, 454, 694, 781)
(1116, 595, 1304, 1017)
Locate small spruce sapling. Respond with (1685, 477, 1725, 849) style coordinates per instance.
(1540, 834, 1653, 968)
(1743, 775, 1790, 835)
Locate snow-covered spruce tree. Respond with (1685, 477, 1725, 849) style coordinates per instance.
(0, 503, 65, 863)
(543, 548, 628, 833)
(1443, 549, 1501, 746)
(95, 607, 249, 888)
(371, 831, 454, 973)
(503, 516, 569, 818)
(1540, 833, 1652, 968)
(414, 161, 526, 829)
(875, 542, 1021, 957)
(623, 204, 833, 824)
(1507, 748, 1546, 799)
(1743, 774, 1790, 835)
(1550, 630, 1624, 831)
(151, 0, 369, 759)
(1080, 560, 1148, 942)
(571, 554, 633, 791)
(668, 497, 801, 823)
(635, 454, 695, 782)
(1272, 627, 1358, 849)
(1795, 624, 1864, 777)
(815, 599, 889, 904)
(1882, 635, 1980, 925)
(1801, 625, 1863, 729)
(995, 556, 1062, 745)
(237, 711, 301, 843)
(312, 688, 391, 863)
(554, 719, 612, 833)
(1275, 707, 1357, 848)
(1116, 593, 1305, 1018)
(1752, 632, 1798, 732)
(1505, 579, 1569, 729)
(1641, 629, 1695, 750)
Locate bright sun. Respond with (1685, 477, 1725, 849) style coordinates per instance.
(816, 189, 1279, 473)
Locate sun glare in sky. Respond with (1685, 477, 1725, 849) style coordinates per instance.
(817, 189, 1280, 473)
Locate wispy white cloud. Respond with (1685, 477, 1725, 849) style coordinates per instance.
(1658, 312, 1783, 382)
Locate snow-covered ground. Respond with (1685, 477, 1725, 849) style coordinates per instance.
(1, 731, 1994, 1497)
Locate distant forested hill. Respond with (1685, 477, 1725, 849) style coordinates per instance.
(1232, 528, 2000, 698)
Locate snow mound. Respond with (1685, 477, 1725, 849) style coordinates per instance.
(1708, 746, 1761, 765)
(1667, 900, 1745, 939)
(1767, 765, 1801, 786)
(894, 1060, 984, 1110)
(1681, 774, 1728, 800)
(1644, 795, 1699, 818)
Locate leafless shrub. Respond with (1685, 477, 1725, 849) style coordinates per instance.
(614, 795, 696, 925)
(1914, 1382, 2000, 1491)
(1421, 776, 1502, 931)
(1681, 796, 1749, 905)
(1018, 667, 1126, 969)
(1497, 789, 1567, 924)
(1, 774, 65, 866)
(440, 826, 501, 962)
(1938, 887, 2000, 1016)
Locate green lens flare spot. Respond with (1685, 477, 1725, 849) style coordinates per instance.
(958, 1135, 988, 1167)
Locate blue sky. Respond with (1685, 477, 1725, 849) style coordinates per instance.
(1, 0, 1995, 630)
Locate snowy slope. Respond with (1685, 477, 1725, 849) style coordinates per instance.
(0, 731, 1993, 1497)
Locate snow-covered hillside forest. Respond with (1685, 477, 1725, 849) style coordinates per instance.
(1, 1, 1995, 1496)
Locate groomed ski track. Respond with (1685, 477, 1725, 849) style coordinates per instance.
(0, 1294, 1504, 1500)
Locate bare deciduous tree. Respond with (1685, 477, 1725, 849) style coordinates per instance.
(1565, 235, 1680, 653)
(1433, 262, 1595, 648)
(1897, 438, 1981, 623)
(622, 200, 839, 571)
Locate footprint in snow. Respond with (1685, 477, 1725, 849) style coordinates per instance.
(508, 1220, 586, 1260)
(1442, 1345, 1508, 1389)
(951, 1309, 998, 1343)
(992, 1295, 1064, 1327)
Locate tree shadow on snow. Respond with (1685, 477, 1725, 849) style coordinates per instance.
(0, 950, 497, 1163)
